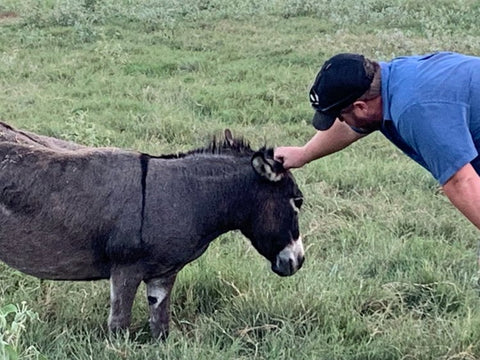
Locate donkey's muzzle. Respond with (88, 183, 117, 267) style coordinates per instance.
(272, 254, 304, 276)
(271, 237, 305, 277)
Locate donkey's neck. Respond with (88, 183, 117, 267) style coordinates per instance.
(145, 155, 255, 238)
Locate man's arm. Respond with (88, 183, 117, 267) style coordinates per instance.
(274, 120, 367, 169)
(442, 163, 480, 230)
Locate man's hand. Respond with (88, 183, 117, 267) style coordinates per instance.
(274, 146, 308, 170)
(274, 121, 367, 171)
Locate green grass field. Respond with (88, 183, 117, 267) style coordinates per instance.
(1, 0, 480, 359)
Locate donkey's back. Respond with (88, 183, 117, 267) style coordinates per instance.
(0, 141, 145, 279)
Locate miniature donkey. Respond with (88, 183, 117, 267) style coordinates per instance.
(0, 122, 304, 339)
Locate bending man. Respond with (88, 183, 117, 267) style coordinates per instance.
(275, 52, 480, 230)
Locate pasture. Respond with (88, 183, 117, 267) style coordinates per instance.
(1, 0, 480, 359)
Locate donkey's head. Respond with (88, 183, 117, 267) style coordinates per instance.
(241, 147, 304, 277)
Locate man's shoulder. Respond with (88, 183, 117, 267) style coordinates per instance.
(383, 51, 477, 119)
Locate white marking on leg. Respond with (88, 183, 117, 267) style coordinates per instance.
(108, 280, 117, 326)
(147, 281, 168, 309)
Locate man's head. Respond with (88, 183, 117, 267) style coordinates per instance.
(310, 53, 379, 131)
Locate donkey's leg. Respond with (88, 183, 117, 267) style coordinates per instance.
(108, 265, 143, 333)
(145, 274, 177, 339)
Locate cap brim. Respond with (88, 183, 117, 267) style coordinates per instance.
(312, 111, 336, 131)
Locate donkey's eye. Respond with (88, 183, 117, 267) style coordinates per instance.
(290, 197, 303, 213)
(294, 198, 303, 209)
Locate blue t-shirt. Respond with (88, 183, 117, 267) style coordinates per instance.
(379, 52, 480, 185)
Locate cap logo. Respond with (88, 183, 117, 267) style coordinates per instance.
(309, 90, 320, 107)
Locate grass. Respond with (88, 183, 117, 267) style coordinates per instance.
(1, 0, 480, 359)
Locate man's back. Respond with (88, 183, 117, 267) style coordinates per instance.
(380, 52, 480, 184)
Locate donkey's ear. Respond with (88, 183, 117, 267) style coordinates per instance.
(251, 151, 285, 182)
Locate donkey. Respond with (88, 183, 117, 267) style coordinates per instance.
(0, 125, 304, 339)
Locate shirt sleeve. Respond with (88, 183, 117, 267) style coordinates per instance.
(397, 101, 477, 185)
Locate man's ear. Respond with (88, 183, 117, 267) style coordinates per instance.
(353, 100, 369, 113)
(352, 100, 368, 110)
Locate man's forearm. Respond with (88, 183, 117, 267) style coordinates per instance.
(443, 163, 480, 230)
(302, 121, 366, 163)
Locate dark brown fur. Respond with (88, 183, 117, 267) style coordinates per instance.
(0, 122, 304, 338)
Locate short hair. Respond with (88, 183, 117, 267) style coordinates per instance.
(359, 58, 381, 100)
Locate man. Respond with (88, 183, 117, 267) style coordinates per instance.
(274, 52, 480, 230)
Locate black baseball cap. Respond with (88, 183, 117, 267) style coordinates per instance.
(310, 53, 373, 130)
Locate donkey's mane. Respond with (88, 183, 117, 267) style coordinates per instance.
(153, 135, 257, 160)
(0, 122, 269, 162)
